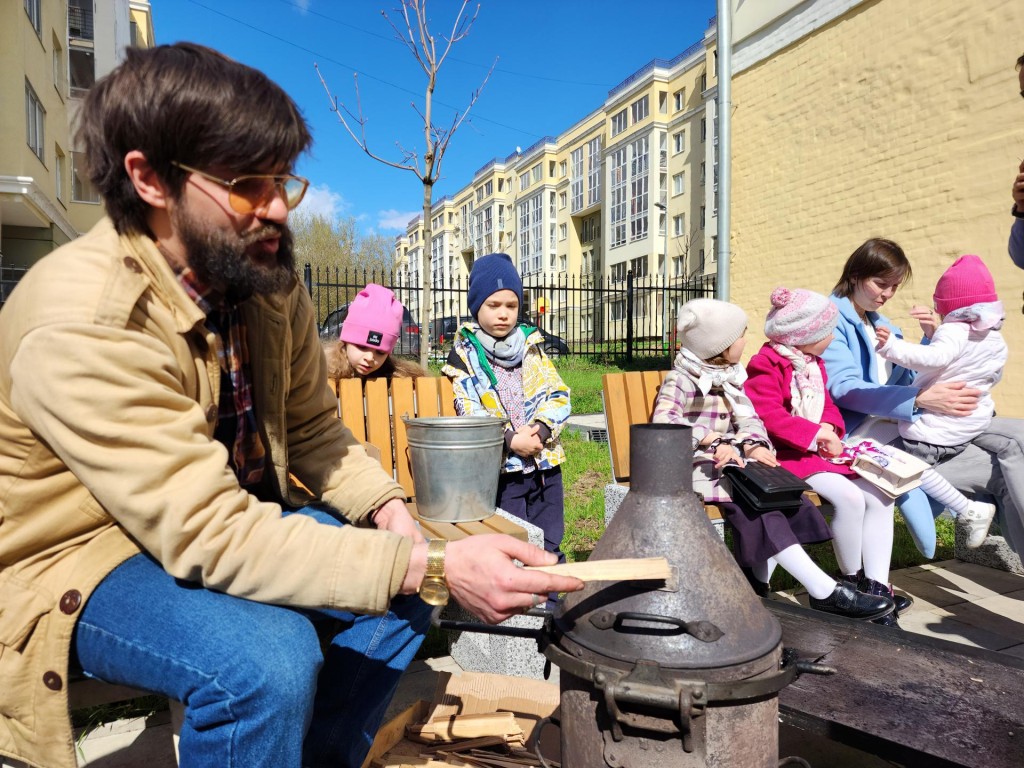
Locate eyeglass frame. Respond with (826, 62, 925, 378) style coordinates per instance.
(170, 161, 309, 214)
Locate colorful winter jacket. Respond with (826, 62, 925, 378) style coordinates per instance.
(443, 324, 570, 473)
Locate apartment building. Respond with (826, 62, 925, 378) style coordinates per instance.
(394, 15, 720, 343)
(1, 0, 153, 286)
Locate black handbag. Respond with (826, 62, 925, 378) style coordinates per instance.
(722, 462, 810, 512)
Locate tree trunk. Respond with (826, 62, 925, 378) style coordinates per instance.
(419, 179, 433, 371)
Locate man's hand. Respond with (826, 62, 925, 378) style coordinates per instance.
(1013, 161, 1024, 208)
(510, 424, 544, 457)
(371, 498, 425, 544)
(402, 535, 584, 624)
(875, 325, 891, 347)
(915, 381, 981, 417)
(909, 305, 939, 339)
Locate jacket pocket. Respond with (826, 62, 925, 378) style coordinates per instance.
(0, 575, 54, 722)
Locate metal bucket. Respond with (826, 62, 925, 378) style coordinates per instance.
(402, 415, 505, 523)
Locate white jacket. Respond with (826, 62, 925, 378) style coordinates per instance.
(877, 322, 1007, 446)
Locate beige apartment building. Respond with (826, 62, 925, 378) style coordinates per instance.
(1, 0, 153, 295)
(399, 0, 1022, 413)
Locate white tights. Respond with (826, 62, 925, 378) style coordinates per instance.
(804, 472, 895, 584)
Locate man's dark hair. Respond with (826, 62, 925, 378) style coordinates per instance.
(77, 43, 312, 236)
(832, 237, 912, 298)
(1017, 53, 1024, 70)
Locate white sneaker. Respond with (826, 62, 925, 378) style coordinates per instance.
(960, 501, 997, 549)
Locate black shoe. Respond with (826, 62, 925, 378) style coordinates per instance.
(808, 583, 894, 621)
(871, 610, 901, 628)
(859, 577, 913, 616)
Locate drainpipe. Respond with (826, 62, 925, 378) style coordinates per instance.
(715, 1, 732, 301)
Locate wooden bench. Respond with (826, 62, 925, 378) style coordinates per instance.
(601, 370, 830, 523)
(330, 375, 527, 542)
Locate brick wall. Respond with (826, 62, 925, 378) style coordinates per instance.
(729, 0, 1024, 416)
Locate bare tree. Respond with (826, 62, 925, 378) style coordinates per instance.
(316, 0, 495, 369)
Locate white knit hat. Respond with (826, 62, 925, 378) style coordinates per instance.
(676, 298, 748, 360)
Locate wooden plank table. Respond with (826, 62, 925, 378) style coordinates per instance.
(769, 599, 1024, 767)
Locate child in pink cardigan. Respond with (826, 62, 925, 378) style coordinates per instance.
(745, 288, 907, 626)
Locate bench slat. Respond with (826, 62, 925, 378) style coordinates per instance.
(391, 378, 416, 496)
(364, 378, 393, 474)
(337, 378, 366, 443)
(479, 514, 529, 541)
(602, 372, 634, 483)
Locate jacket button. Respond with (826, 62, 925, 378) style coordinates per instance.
(205, 404, 218, 422)
(59, 590, 82, 615)
(43, 671, 63, 691)
(123, 256, 143, 273)
(719, 413, 728, 420)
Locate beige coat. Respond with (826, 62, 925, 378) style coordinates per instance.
(0, 219, 411, 768)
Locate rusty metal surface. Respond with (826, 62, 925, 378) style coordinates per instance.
(769, 599, 1024, 768)
(556, 424, 781, 669)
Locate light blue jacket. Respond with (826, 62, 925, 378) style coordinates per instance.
(821, 295, 920, 433)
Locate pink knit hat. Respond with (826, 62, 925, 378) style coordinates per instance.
(932, 255, 999, 316)
(339, 284, 404, 353)
(764, 287, 838, 347)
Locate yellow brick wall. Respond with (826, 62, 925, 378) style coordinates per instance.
(730, 0, 1024, 416)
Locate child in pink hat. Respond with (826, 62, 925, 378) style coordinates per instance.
(323, 284, 425, 382)
(874, 255, 1007, 547)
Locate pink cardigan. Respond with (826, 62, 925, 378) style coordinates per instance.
(745, 344, 854, 479)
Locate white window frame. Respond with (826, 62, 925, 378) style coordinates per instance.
(630, 95, 649, 124)
(609, 148, 627, 248)
(672, 172, 685, 196)
(25, 81, 44, 162)
(587, 137, 602, 206)
(610, 109, 627, 137)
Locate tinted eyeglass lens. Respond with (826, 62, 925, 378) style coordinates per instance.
(228, 176, 307, 213)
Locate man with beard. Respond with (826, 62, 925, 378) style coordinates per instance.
(0, 43, 581, 768)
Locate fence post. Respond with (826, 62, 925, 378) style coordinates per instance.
(626, 269, 634, 364)
(303, 263, 312, 296)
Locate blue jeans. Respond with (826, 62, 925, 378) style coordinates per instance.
(72, 505, 431, 768)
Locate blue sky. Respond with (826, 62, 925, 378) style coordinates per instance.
(154, 0, 717, 234)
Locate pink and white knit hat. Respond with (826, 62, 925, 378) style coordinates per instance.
(764, 287, 838, 347)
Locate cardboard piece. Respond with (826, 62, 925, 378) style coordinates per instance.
(363, 672, 560, 768)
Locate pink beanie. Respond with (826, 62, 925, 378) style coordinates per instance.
(932, 255, 998, 316)
(339, 284, 404, 353)
(764, 287, 838, 347)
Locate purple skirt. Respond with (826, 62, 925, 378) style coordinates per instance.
(720, 495, 832, 567)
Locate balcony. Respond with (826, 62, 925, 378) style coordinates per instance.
(68, 4, 94, 40)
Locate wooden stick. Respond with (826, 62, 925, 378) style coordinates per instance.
(524, 557, 670, 582)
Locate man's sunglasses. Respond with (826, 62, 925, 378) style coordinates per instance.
(171, 161, 309, 214)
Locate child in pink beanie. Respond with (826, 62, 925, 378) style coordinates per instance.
(323, 284, 426, 382)
(874, 255, 1007, 546)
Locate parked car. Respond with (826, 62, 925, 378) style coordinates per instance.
(430, 315, 473, 351)
(519, 314, 571, 358)
(319, 303, 421, 358)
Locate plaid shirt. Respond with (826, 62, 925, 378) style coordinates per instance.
(652, 368, 772, 503)
(178, 270, 267, 490)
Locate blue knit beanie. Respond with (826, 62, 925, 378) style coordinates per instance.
(468, 253, 523, 317)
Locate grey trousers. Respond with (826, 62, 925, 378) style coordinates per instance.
(929, 416, 1024, 555)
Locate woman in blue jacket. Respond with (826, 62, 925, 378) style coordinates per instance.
(822, 238, 1024, 559)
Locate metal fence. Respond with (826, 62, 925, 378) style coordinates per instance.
(304, 263, 716, 361)
(0, 263, 30, 309)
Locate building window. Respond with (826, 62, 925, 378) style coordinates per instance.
(700, 73, 707, 91)
(609, 148, 627, 248)
(699, 249, 706, 273)
(672, 172, 685, 196)
(25, 81, 45, 162)
(629, 137, 649, 242)
(673, 130, 685, 154)
(610, 109, 627, 137)
(25, 0, 41, 36)
(582, 214, 600, 244)
(520, 174, 529, 192)
(72, 151, 101, 202)
(701, 117, 707, 143)
(673, 214, 685, 237)
(531, 164, 542, 184)
(700, 206, 706, 230)
(587, 136, 602, 206)
(52, 36, 65, 97)
(558, 224, 567, 241)
(559, 160, 567, 177)
(68, 0, 94, 40)
(570, 147, 584, 213)
(558, 191, 566, 209)
(55, 146, 65, 203)
(69, 47, 95, 96)
(518, 193, 543, 276)
(611, 299, 626, 321)
(658, 91, 668, 114)
(630, 95, 649, 124)
(700, 161, 706, 186)
(611, 262, 627, 284)
(674, 88, 686, 112)
(630, 255, 648, 279)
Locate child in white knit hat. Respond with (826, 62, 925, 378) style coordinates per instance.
(652, 298, 895, 622)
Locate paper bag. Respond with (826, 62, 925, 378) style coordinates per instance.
(845, 438, 930, 498)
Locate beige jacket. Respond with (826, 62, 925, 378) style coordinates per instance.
(0, 219, 411, 768)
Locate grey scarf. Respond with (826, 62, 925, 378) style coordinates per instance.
(475, 325, 527, 368)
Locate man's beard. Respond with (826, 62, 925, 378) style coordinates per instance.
(173, 204, 297, 302)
